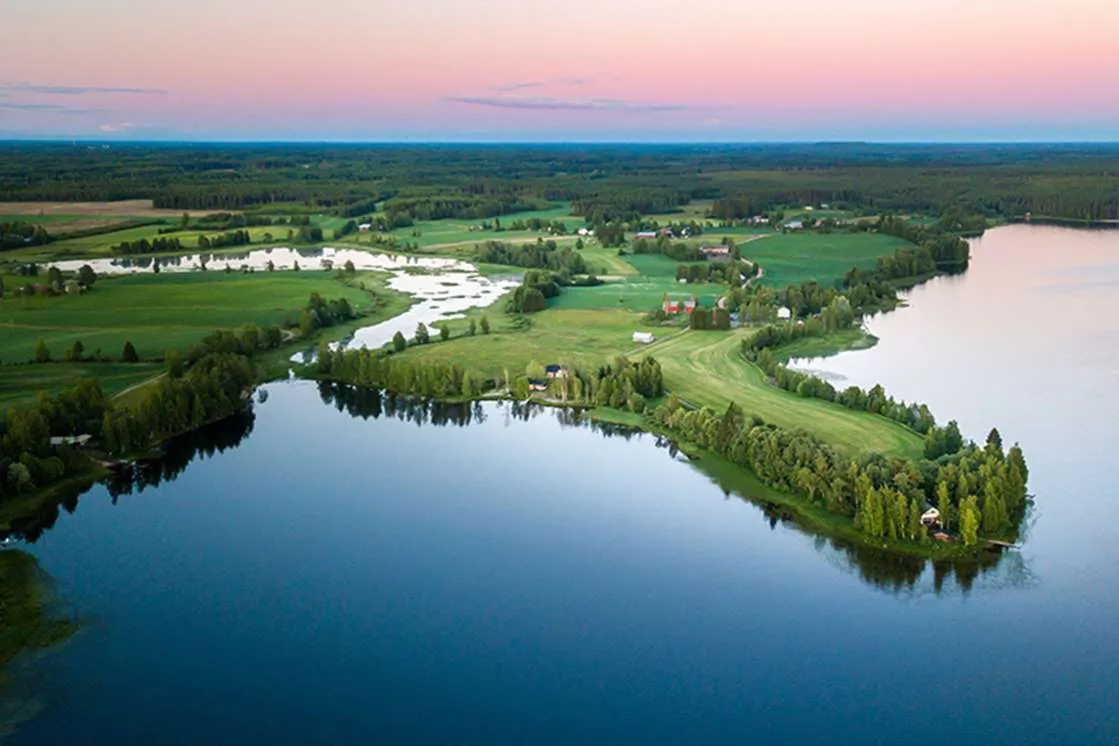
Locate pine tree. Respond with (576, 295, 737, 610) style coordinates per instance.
(480, 316, 491, 334)
(35, 338, 51, 363)
(121, 341, 139, 363)
(936, 479, 952, 531)
(392, 331, 407, 352)
(960, 495, 980, 547)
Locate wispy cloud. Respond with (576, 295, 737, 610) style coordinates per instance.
(99, 122, 138, 133)
(491, 81, 543, 92)
(0, 102, 106, 114)
(489, 77, 590, 93)
(1, 83, 166, 96)
(449, 95, 687, 112)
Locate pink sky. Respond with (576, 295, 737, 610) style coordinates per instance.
(2, 0, 1117, 140)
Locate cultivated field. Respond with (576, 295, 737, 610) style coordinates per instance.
(0, 200, 215, 218)
(743, 232, 911, 288)
(0, 271, 378, 365)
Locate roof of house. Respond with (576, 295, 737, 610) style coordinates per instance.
(545, 364, 561, 372)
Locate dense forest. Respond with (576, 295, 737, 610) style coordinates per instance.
(2, 143, 1118, 222)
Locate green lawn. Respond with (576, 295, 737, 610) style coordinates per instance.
(639, 329, 924, 460)
(0, 271, 376, 364)
(743, 232, 911, 288)
(0, 362, 163, 408)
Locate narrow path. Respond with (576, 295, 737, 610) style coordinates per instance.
(113, 372, 165, 400)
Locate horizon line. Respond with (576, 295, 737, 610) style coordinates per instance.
(4, 138, 1119, 147)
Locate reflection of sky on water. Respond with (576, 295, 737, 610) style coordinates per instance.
(47, 247, 520, 354)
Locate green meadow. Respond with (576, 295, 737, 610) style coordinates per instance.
(0, 362, 163, 408)
(638, 329, 924, 460)
(0, 271, 376, 365)
(742, 232, 911, 288)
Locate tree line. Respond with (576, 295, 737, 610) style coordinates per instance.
(1, 221, 51, 251)
(474, 239, 589, 275)
(650, 397, 1028, 547)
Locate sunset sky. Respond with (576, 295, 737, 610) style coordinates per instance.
(3, 0, 1117, 141)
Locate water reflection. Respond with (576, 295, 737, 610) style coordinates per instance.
(1, 412, 255, 546)
(0, 550, 77, 739)
(315, 382, 1028, 596)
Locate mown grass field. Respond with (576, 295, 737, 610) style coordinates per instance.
(0, 362, 163, 408)
(639, 329, 924, 459)
(743, 232, 910, 288)
(549, 276, 723, 311)
(0, 271, 377, 365)
(398, 308, 653, 378)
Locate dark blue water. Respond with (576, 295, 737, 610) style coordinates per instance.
(4, 226, 1118, 745)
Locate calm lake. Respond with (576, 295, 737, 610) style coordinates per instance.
(4, 225, 1118, 744)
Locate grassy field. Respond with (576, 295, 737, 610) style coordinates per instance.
(549, 276, 723, 311)
(640, 329, 924, 459)
(398, 308, 651, 378)
(578, 245, 639, 276)
(378, 203, 586, 252)
(0, 271, 378, 365)
(0, 362, 163, 407)
(743, 232, 910, 288)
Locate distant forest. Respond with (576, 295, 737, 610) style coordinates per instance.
(2, 142, 1118, 221)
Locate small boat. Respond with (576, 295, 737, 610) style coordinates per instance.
(0, 537, 21, 549)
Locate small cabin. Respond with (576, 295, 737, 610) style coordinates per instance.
(776, 306, 792, 320)
(528, 379, 549, 392)
(921, 508, 941, 528)
(50, 434, 92, 448)
(632, 331, 655, 345)
(545, 364, 564, 379)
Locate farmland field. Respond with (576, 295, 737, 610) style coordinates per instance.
(548, 277, 723, 311)
(0, 271, 379, 365)
(742, 232, 912, 287)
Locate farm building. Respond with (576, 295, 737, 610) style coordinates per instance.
(777, 306, 792, 320)
(632, 331, 655, 344)
(545, 364, 564, 379)
(635, 231, 657, 239)
(785, 220, 804, 230)
(700, 245, 731, 262)
(358, 223, 372, 231)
